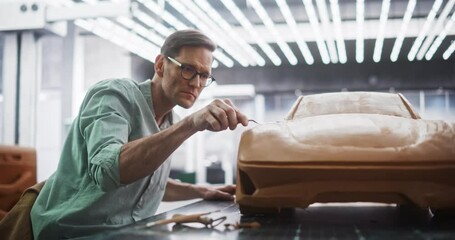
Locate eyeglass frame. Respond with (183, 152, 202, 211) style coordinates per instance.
(166, 56, 216, 87)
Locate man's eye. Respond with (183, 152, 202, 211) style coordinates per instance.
(182, 65, 196, 73)
(200, 73, 210, 79)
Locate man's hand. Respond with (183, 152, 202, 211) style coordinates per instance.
(189, 99, 249, 132)
(196, 184, 236, 201)
(164, 179, 236, 201)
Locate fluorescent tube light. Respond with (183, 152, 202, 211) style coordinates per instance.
(390, 0, 416, 62)
(373, 0, 390, 63)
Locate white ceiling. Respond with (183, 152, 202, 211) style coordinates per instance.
(73, 0, 455, 67)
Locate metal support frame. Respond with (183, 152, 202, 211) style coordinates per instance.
(2, 33, 19, 144)
(1, 1, 130, 147)
(18, 31, 42, 147)
(1, 31, 41, 147)
(61, 21, 85, 143)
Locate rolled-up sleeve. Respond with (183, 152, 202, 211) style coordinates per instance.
(79, 82, 133, 192)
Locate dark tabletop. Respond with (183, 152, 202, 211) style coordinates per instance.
(92, 201, 455, 240)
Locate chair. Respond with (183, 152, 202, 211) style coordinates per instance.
(0, 181, 45, 240)
(0, 145, 37, 219)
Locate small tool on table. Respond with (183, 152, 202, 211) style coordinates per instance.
(248, 119, 259, 124)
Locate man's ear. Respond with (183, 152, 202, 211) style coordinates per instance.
(155, 55, 165, 77)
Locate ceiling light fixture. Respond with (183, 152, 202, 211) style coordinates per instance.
(132, 10, 173, 37)
(407, 0, 443, 61)
(329, 0, 347, 64)
(174, 0, 252, 67)
(116, 15, 164, 47)
(248, 0, 298, 65)
(76, 18, 158, 62)
(168, 0, 245, 67)
(220, 0, 282, 66)
(275, 0, 314, 65)
(356, 0, 364, 63)
(442, 40, 455, 60)
(373, 0, 391, 63)
(303, 0, 330, 64)
(195, 0, 266, 66)
(136, 0, 186, 30)
(425, 12, 455, 60)
(390, 0, 416, 62)
(416, 0, 455, 60)
(136, 0, 235, 67)
(62, 0, 455, 66)
(316, 0, 338, 63)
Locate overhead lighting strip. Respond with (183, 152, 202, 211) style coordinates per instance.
(315, 0, 338, 63)
(98, 18, 159, 59)
(65, 0, 454, 66)
(220, 0, 282, 66)
(373, 0, 391, 63)
(248, 0, 298, 65)
(213, 50, 234, 68)
(303, 0, 330, 64)
(442, 39, 455, 60)
(132, 10, 173, 37)
(407, 0, 443, 61)
(194, 0, 266, 66)
(425, 12, 455, 60)
(76, 0, 160, 62)
(172, 0, 251, 67)
(76, 18, 158, 62)
(416, 0, 455, 60)
(275, 0, 314, 65)
(390, 0, 416, 62)
(56, 0, 218, 66)
(329, 0, 347, 64)
(116, 16, 164, 47)
(136, 0, 186, 30)
(356, 0, 364, 63)
(137, 0, 234, 67)
(167, 0, 242, 67)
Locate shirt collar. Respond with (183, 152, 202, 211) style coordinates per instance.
(138, 79, 175, 126)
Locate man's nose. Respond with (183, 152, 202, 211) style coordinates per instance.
(189, 74, 202, 87)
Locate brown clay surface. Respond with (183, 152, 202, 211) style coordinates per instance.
(236, 92, 455, 213)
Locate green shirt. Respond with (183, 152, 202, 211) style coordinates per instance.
(31, 79, 177, 239)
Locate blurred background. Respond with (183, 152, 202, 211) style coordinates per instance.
(0, 0, 454, 185)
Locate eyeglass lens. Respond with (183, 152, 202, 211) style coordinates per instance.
(180, 65, 212, 86)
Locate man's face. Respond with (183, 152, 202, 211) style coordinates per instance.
(162, 46, 213, 109)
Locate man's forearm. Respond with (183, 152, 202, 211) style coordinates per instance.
(119, 117, 197, 184)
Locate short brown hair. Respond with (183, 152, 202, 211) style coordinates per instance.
(160, 29, 217, 58)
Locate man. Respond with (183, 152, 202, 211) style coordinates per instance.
(30, 29, 249, 239)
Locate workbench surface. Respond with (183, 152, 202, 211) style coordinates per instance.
(92, 200, 455, 239)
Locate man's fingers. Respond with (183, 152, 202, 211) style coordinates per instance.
(234, 109, 249, 127)
(202, 185, 236, 201)
(206, 114, 222, 131)
(208, 99, 235, 130)
(199, 98, 251, 132)
(208, 105, 229, 130)
(223, 99, 249, 127)
(217, 184, 236, 194)
(217, 99, 238, 130)
(214, 190, 234, 201)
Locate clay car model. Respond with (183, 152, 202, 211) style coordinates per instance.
(235, 92, 455, 214)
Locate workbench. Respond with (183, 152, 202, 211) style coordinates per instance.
(92, 200, 455, 239)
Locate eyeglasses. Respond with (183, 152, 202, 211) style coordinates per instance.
(167, 56, 215, 87)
